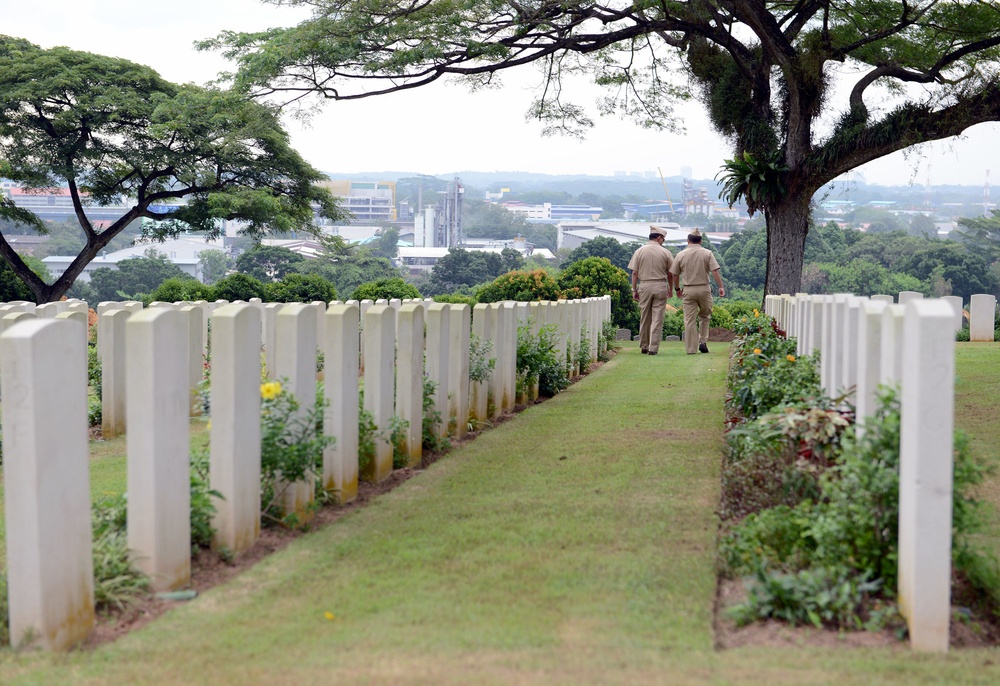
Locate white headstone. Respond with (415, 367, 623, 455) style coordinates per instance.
(100, 308, 130, 439)
(324, 304, 360, 502)
(425, 303, 451, 441)
(470, 304, 492, 426)
(209, 304, 262, 554)
(898, 291, 923, 306)
(969, 294, 997, 341)
(396, 303, 425, 467)
(897, 299, 955, 653)
(1, 319, 95, 650)
(126, 308, 191, 592)
(941, 295, 964, 333)
(447, 304, 471, 438)
(855, 300, 888, 425)
(363, 305, 395, 482)
(879, 304, 906, 387)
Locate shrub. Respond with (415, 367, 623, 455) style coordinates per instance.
(477, 269, 561, 302)
(213, 272, 267, 301)
(150, 277, 216, 303)
(259, 379, 333, 525)
(91, 495, 149, 612)
(433, 293, 478, 307)
(351, 277, 420, 301)
(266, 272, 336, 303)
(557, 256, 638, 333)
(516, 322, 569, 399)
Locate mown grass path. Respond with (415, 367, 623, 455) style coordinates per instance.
(2, 342, 1000, 684)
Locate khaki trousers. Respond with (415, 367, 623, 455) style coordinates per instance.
(638, 282, 669, 353)
(682, 285, 713, 354)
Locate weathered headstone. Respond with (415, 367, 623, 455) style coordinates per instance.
(126, 308, 191, 592)
(941, 295, 964, 332)
(396, 303, 424, 467)
(2, 319, 95, 650)
(447, 304, 471, 438)
(898, 299, 955, 653)
(363, 305, 395, 482)
(100, 308, 130, 439)
(209, 304, 262, 555)
(470, 304, 492, 427)
(616, 328, 631, 341)
(273, 303, 318, 520)
(323, 304, 360, 502)
(425, 303, 451, 441)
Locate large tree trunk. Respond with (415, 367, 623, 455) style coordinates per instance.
(762, 195, 811, 296)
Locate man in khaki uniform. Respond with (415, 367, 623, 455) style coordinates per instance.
(669, 228, 725, 354)
(627, 226, 676, 355)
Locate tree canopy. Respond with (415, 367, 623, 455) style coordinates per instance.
(205, 1, 1000, 297)
(0, 36, 342, 302)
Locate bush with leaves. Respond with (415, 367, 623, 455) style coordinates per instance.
(477, 269, 561, 303)
(350, 277, 420, 301)
(558, 256, 638, 333)
(266, 272, 337, 303)
(213, 272, 267, 301)
(259, 379, 333, 525)
(516, 321, 569, 399)
(722, 387, 991, 630)
(150, 276, 217, 303)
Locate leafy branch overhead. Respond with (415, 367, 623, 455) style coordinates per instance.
(205, 1, 1000, 295)
(0, 36, 345, 303)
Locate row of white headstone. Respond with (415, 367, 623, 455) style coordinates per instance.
(1, 294, 612, 651)
(763, 290, 996, 653)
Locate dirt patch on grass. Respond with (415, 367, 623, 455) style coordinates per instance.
(709, 327, 737, 343)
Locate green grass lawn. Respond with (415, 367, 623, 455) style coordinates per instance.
(0, 343, 999, 684)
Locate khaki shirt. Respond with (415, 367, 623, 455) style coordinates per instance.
(669, 245, 721, 286)
(627, 241, 675, 284)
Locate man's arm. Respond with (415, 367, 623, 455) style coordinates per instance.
(631, 271, 639, 301)
(712, 268, 725, 298)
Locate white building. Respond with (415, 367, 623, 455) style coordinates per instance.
(42, 236, 228, 283)
(556, 221, 686, 250)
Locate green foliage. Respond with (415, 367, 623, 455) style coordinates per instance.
(389, 415, 410, 470)
(259, 379, 334, 525)
(213, 272, 267, 301)
(350, 277, 421, 301)
(469, 334, 496, 385)
(477, 269, 560, 303)
(236, 245, 305, 282)
(432, 293, 477, 307)
(717, 152, 788, 216)
(189, 446, 222, 551)
(558, 256, 638, 332)
(421, 376, 450, 453)
(563, 236, 643, 271)
(91, 495, 149, 612)
(266, 272, 336, 303)
(0, 36, 341, 301)
(89, 249, 190, 303)
(150, 276, 217, 303)
(727, 319, 821, 420)
(516, 322, 569, 399)
(730, 567, 885, 630)
(197, 248, 233, 285)
(426, 248, 507, 294)
(598, 319, 622, 361)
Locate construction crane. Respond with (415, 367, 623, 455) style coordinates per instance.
(657, 167, 676, 213)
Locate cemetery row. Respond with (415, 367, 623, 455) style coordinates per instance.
(1, 295, 612, 651)
(763, 290, 998, 653)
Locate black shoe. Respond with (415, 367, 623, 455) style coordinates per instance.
(641, 349, 649, 354)
(699, 343, 709, 353)
(648, 351, 658, 355)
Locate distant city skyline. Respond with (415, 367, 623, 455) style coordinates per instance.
(5, 1, 999, 188)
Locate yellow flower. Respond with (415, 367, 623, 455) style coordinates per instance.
(206, 420, 212, 431)
(260, 381, 282, 400)
(753, 348, 762, 355)
(741, 318, 747, 322)
(786, 354, 796, 362)
(753, 309, 760, 316)
(324, 611, 335, 621)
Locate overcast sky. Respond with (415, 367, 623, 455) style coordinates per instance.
(5, 0, 999, 187)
